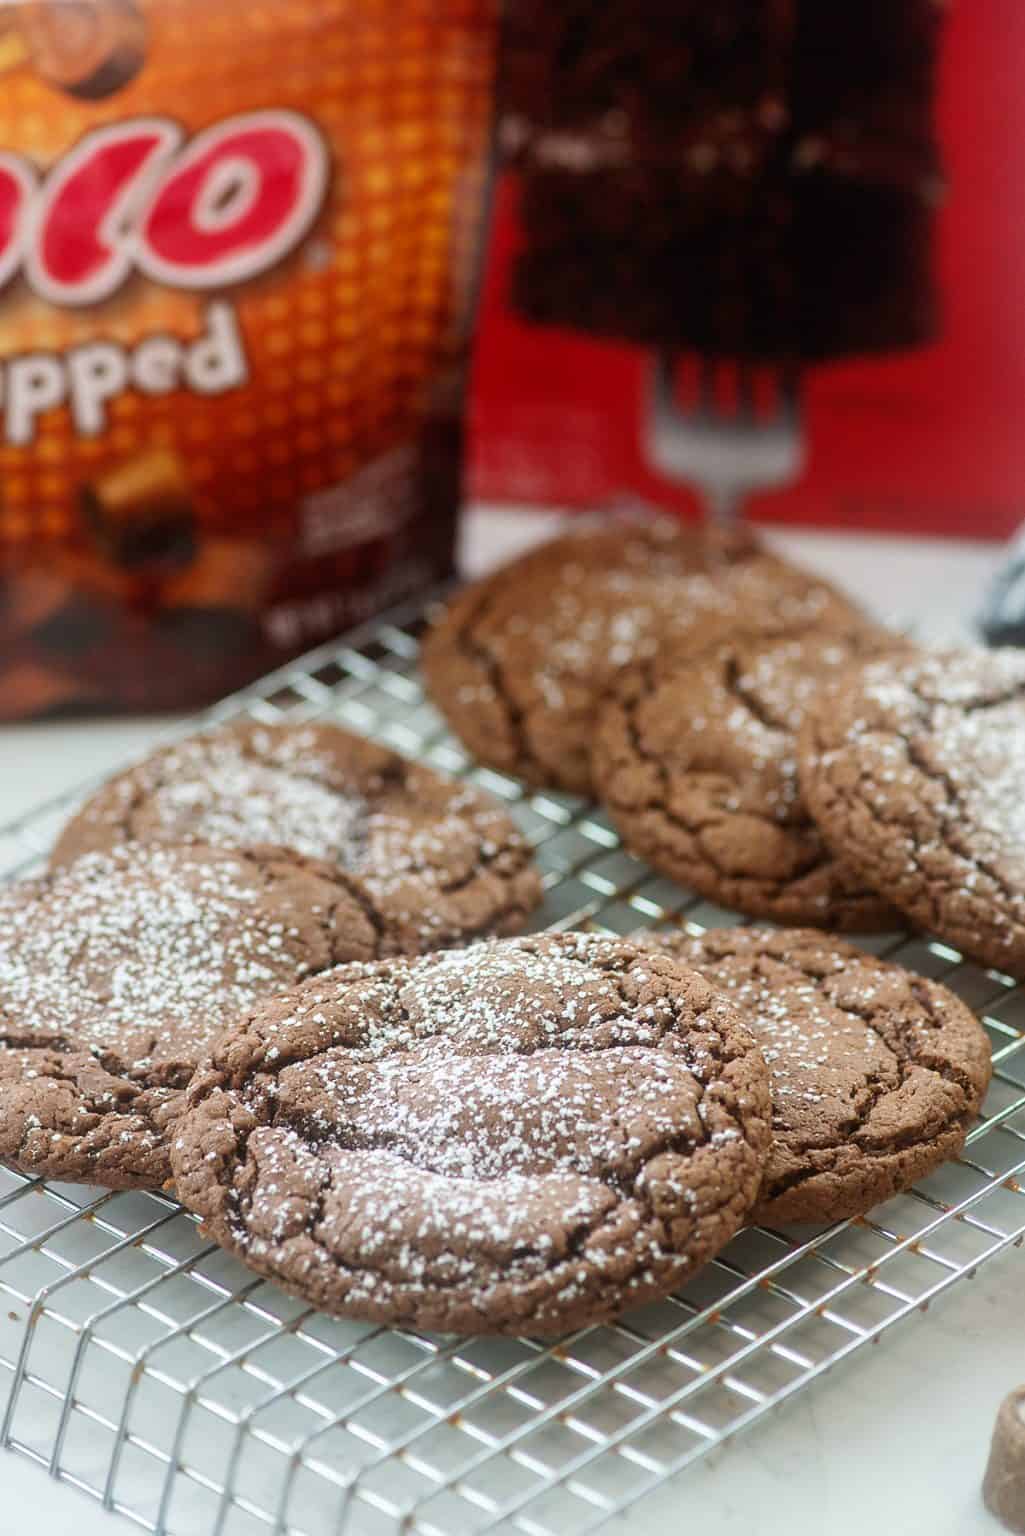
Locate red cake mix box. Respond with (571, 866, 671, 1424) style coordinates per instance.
(471, 1, 1025, 542)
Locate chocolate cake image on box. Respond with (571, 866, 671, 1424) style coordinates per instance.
(503, 0, 945, 363)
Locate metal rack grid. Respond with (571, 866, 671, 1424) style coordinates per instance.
(0, 589, 1023, 1536)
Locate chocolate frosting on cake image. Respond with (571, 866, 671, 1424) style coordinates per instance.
(502, 0, 946, 361)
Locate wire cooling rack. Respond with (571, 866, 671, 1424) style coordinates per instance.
(0, 590, 1023, 1536)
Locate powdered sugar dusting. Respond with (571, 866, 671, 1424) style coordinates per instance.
(640, 926, 990, 1224)
(842, 648, 1025, 892)
(504, 528, 852, 707)
(652, 927, 977, 1136)
(860, 645, 1025, 860)
(737, 632, 894, 736)
(0, 845, 326, 1072)
(359, 784, 512, 899)
(450, 521, 856, 720)
(62, 723, 541, 950)
(181, 935, 769, 1329)
(305, 1042, 698, 1180)
(598, 627, 897, 924)
(150, 759, 364, 864)
(244, 1131, 623, 1301)
(318, 1148, 612, 1265)
(698, 631, 890, 824)
(128, 731, 367, 864)
(937, 700, 1025, 855)
(701, 958, 891, 1110)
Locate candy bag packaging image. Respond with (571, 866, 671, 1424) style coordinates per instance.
(0, 0, 500, 717)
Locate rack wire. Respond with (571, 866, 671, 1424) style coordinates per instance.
(0, 588, 1023, 1536)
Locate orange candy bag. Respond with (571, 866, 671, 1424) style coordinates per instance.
(0, 0, 499, 715)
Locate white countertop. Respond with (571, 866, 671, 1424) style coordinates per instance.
(0, 509, 1019, 1536)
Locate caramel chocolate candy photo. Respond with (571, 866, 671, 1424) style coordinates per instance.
(158, 538, 277, 657)
(80, 449, 196, 570)
(0, 551, 149, 659)
(14, 0, 145, 99)
(0, 657, 94, 719)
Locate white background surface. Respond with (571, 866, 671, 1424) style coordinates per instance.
(0, 508, 1020, 1536)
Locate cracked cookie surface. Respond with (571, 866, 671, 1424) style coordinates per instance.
(171, 933, 772, 1335)
(0, 843, 378, 1189)
(421, 520, 868, 797)
(52, 721, 541, 955)
(798, 649, 1025, 976)
(593, 629, 908, 929)
(640, 927, 991, 1223)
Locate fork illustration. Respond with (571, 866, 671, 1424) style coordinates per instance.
(646, 352, 805, 525)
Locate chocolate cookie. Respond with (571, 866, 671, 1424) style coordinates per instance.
(421, 519, 868, 796)
(0, 843, 386, 1189)
(639, 927, 991, 1223)
(592, 629, 908, 928)
(799, 648, 1025, 976)
(171, 933, 773, 1335)
(984, 1385, 1025, 1535)
(52, 721, 541, 954)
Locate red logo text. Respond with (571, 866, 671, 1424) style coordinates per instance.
(0, 110, 328, 306)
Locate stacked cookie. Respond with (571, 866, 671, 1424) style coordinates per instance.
(799, 647, 1025, 977)
(0, 525, 1004, 1336)
(4, 765, 787, 1330)
(424, 519, 909, 929)
(167, 926, 988, 1333)
(636, 927, 990, 1226)
(425, 521, 1025, 970)
(420, 518, 865, 798)
(173, 933, 776, 1334)
(0, 721, 544, 1191)
(592, 628, 910, 930)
